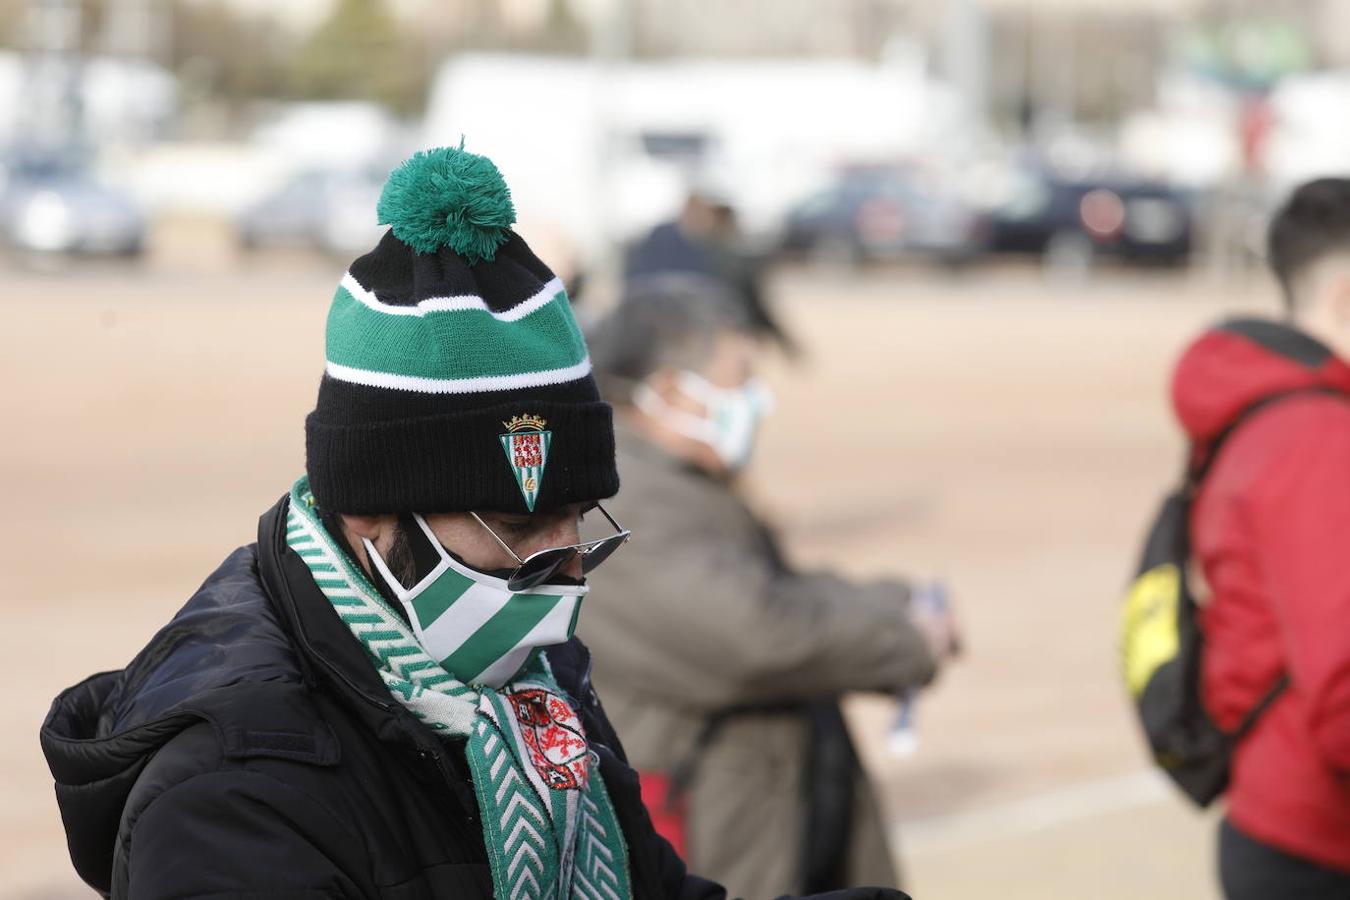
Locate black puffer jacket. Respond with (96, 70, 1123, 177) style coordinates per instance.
(41, 494, 909, 900)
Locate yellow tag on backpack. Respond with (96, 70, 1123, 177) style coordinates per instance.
(1122, 563, 1180, 700)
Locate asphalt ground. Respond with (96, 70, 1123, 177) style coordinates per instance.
(0, 245, 1276, 899)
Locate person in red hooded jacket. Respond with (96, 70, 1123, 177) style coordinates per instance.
(1172, 178, 1350, 899)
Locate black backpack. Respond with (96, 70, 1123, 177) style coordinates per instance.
(1120, 391, 1320, 806)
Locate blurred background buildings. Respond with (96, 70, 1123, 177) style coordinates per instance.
(3, 0, 1350, 276)
(5, 3, 1350, 899)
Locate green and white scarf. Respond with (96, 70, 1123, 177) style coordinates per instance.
(285, 478, 631, 900)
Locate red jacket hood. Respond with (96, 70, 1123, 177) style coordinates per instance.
(1172, 318, 1350, 443)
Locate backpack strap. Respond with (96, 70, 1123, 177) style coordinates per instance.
(1234, 674, 1290, 740)
(1186, 387, 1343, 491)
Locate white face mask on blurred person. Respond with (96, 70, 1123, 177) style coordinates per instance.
(634, 371, 773, 470)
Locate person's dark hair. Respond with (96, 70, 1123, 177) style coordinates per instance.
(587, 273, 753, 402)
(1268, 177, 1350, 309)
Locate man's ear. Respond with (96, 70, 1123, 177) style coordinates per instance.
(1332, 271, 1350, 328)
(338, 513, 398, 575)
(341, 513, 396, 543)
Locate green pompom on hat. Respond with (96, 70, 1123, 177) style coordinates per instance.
(376, 143, 517, 263)
(304, 144, 617, 516)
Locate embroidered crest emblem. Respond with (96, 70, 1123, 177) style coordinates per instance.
(499, 414, 552, 512)
(508, 687, 589, 791)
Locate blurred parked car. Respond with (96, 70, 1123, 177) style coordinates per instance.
(986, 169, 1193, 269)
(0, 151, 145, 256)
(237, 168, 384, 257)
(778, 165, 987, 267)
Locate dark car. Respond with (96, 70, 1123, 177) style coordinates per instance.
(779, 165, 986, 267)
(986, 169, 1193, 269)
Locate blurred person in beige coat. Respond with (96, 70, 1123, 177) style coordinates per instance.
(579, 275, 956, 898)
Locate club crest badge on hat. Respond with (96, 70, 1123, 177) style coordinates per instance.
(499, 415, 552, 511)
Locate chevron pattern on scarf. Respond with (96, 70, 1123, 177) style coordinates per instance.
(576, 778, 626, 900)
(284, 477, 631, 900)
(474, 719, 557, 898)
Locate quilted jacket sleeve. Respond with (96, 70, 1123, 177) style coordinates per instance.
(123, 769, 366, 899)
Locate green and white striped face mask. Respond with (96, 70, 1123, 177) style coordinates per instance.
(363, 514, 587, 688)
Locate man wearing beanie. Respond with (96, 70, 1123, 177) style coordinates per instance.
(39, 146, 910, 900)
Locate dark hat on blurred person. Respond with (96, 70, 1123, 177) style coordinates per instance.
(588, 272, 753, 395)
(304, 144, 618, 515)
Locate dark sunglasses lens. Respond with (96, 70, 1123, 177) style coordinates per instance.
(580, 533, 628, 575)
(508, 548, 577, 592)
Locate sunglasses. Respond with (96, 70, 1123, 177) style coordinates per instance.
(469, 503, 631, 592)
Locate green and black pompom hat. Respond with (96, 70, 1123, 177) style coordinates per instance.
(304, 145, 618, 515)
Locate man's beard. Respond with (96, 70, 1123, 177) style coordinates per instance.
(383, 519, 418, 588)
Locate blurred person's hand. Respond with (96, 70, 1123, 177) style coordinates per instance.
(909, 582, 962, 666)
